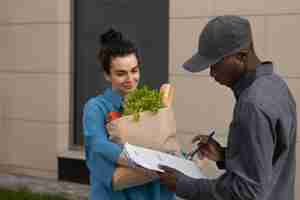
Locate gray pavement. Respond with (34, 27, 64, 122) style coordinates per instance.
(0, 173, 89, 200)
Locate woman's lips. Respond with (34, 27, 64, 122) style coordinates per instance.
(123, 84, 134, 89)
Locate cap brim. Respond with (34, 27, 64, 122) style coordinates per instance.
(182, 53, 218, 73)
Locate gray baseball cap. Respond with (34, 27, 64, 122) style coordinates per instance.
(183, 15, 252, 72)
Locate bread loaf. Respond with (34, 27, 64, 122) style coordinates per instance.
(160, 83, 174, 107)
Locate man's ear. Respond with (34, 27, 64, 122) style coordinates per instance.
(236, 50, 248, 63)
(104, 72, 111, 82)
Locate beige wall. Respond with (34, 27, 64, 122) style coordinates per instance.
(0, 0, 71, 179)
(0, 1, 298, 198)
(170, 0, 300, 198)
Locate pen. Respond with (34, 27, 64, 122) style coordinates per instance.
(186, 130, 215, 160)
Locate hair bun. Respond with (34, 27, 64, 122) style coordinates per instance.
(100, 28, 123, 45)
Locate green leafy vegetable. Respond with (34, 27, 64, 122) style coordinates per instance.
(123, 86, 164, 121)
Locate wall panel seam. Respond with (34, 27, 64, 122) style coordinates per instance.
(170, 12, 300, 20)
(0, 22, 71, 26)
(169, 73, 209, 77)
(4, 118, 70, 125)
(0, 70, 72, 75)
(169, 73, 300, 79)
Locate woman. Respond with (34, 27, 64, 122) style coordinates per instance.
(83, 28, 175, 200)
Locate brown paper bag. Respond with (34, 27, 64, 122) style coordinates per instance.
(108, 107, 181, 190)
(107, 107, 181, 153)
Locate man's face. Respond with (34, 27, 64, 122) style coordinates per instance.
(209, 54, 245, 87)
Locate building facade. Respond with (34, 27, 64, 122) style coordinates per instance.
(0, 0, 299, 198)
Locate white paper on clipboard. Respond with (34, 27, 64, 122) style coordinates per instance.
(124, 143, 206, 179)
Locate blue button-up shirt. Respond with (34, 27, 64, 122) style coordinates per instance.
(83, 88, 175, 200)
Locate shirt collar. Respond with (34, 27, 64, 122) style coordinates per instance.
(232, 62, 274, 99)
(103, 88, 124, 110)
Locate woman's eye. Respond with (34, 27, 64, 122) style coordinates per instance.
(116, 73, 125, 76)
(132, 68, 139, 73)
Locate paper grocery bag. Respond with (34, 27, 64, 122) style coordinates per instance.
(107, 107, 181, 153)
(108, 107, 182, 191)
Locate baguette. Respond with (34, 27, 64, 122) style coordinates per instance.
(160, 83, 174, 107)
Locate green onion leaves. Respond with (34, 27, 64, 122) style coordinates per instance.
(123, 86, 164, 121)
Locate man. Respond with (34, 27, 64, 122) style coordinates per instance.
(159, 15, 297, 200)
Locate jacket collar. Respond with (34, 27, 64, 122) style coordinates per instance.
(232, 62, 274, 99)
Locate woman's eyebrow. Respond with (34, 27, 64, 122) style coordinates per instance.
(114, 65, 139, 73)
(131, 65, 139, 70)
(114, 69, 127, 73)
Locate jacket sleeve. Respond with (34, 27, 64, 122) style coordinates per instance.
(216, 147, 227, 169)
(176, 101, 275, 200)
(83, 99, 123, 163)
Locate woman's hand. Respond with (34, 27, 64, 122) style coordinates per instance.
(117, 147, 131, 166)
(192, 134, 225, 162)
(158, 165, 179, 192)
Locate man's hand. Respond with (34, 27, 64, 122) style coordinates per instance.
(192, 134, 225, 162)
(158, 165, 181, 192)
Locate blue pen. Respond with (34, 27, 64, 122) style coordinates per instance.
(186, 130, 215, 160)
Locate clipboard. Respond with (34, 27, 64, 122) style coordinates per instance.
(124, 143, 206, 179)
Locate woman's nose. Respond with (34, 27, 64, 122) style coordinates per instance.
(126, 73, 134, 82)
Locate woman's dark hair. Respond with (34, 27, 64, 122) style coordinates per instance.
(97, 28, 140, 74)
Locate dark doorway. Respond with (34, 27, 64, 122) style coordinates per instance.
(73, 0, 170, 145)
